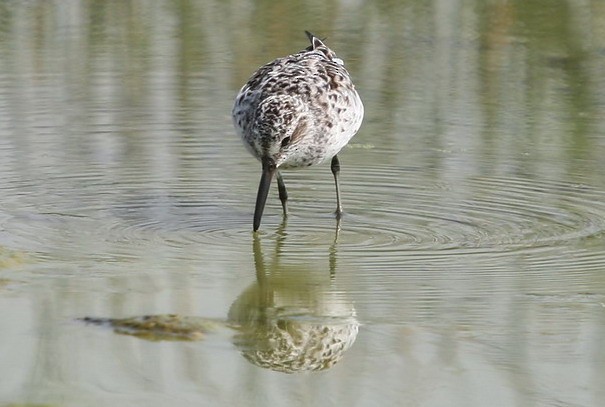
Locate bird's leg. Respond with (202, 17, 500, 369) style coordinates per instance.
(276, 171, 288, 217)
(329, 217, 340, 279)
(331, 155, 343, 218)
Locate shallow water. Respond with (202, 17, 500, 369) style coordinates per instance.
(1, 1, 605, 406)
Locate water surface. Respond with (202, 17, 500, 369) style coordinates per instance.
(1, 1, 605, 406)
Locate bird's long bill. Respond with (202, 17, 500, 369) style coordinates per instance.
(253, 159, 276, 232)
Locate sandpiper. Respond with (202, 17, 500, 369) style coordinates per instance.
(233, 31, 364, 231)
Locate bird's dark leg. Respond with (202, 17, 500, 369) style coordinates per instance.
(276, 171, 288, 217)
(331, 155, 343, 218)
(329, 217, 340, 279)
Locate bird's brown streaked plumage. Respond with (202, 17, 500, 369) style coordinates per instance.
(232, 31, 364, 231)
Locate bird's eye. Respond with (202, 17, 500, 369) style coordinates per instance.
(281, 137, 291, 147)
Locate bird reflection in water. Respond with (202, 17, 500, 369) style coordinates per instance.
(80, 221, 358, 373)
(228, 221, 358, 373)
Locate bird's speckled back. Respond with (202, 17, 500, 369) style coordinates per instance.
(233, 33, 363, 169)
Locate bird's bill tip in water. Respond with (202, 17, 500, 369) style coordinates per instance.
(253, 159, 276, 232)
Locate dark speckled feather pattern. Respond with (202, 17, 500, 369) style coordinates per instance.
(232, 34, 364, 169)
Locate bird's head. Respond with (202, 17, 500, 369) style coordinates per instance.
(251, 95, 310, 231)
(252, 93, 309, 165)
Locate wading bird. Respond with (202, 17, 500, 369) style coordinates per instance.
(233, 31, 364, 231)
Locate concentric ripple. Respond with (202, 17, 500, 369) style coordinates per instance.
(2, 161, 605, 266)
(269, 165, 605, 255)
